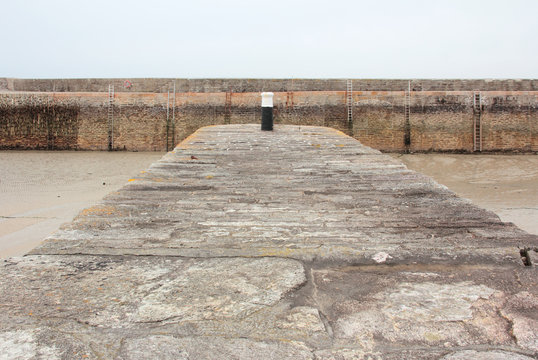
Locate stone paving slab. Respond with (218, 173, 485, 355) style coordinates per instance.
(31, 125, 536, 265)
(1, 125, 537, 359)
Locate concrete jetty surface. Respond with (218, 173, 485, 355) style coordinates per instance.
(1, 125, 537, 359)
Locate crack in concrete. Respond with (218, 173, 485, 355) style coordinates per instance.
(305, 266, 335, 341)
(498, 308, 519, 345)
(317, 310, 333, 339)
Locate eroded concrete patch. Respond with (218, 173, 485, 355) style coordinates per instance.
(0, 255, 305, 328)
(0, 329, 69, 360)
(335, 281, 496, 346)
(301, 264, 538, 354)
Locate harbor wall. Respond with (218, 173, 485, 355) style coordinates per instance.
(1, 78, 536, 152)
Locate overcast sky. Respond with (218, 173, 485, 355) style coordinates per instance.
(3, 0, 537, 79)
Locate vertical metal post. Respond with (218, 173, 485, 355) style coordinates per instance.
(172, 81, 176, 150)
(108, 84, 114, 151)
(166, 90, 170, 152)
(261, 92, 274, 131)
(346, 79, 353, 133)
(47, 95, 54, 150)
(404, 81, 411, 149)
(473, 91, 482, 152)
(225, 90, 232, 124)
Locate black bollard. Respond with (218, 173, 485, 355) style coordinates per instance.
(261, 92, 274, 131)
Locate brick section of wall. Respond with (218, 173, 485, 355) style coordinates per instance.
(3, 78, 538, 93)
(0, 91, 536, 152)
(0, 94, 81, 150)
(481, 93, 537, 152)
(408, 93, 475, 152)
(352, 92, 405, 151)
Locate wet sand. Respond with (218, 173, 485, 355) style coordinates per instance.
(392, 154, 538, 235)
(0, 151, 165, 258)
(1, 151, 536, 259)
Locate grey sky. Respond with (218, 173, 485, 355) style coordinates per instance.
(3, 0, 537, 78)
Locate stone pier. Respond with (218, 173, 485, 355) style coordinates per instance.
(1, 125, 537, 359)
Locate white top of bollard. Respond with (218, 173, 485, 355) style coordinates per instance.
(261, 92, 274, 107)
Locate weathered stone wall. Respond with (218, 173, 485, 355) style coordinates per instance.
(481, 93, 537, 152)
(4, 78, 538, 93)
(0, 80, 536, 152)
(0, 94, 81, 150)
(408, 92, 474, 152)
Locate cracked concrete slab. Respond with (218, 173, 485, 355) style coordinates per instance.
(0, 255, 305, 328)
(303, 264, 537, 351)
(1, 125, 537, 359)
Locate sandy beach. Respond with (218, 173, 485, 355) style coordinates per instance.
(1, 151, 536, 259)
(393, 153, 538, 235)
(0, 151, 165, 258)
